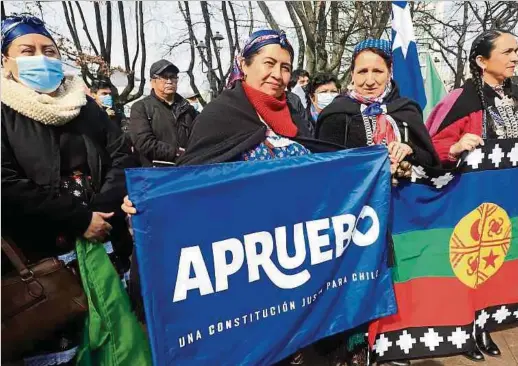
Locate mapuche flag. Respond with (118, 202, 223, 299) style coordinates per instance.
(372, 138, 518, 362)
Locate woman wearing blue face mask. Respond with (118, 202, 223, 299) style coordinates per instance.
(307, 73, 341, 131)
(1, 15, 139, 364)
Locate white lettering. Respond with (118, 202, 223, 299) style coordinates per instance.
(212, 238, 244, 292)
(306, 218, 332, 265)
(244, 231, 310, 289)
(353, 206, 380, 247)
(332, 214, 356, 257)
(173, 246, 214, 302)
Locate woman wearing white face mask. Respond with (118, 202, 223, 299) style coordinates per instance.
(307, 73, 340, 131)
(317, 39, 439, 180)
(1, 15, 139, 364)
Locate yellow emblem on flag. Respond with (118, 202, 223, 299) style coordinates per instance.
(450, 203, 512, 289)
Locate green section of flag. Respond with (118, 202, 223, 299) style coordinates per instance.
(423, 53, 447, 121)
(75, 239, 152, 366)
(393, 217, 518, 283)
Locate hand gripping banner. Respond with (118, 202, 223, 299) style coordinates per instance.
(126, 146, 397, 365)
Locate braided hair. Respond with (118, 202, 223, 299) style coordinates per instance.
(468, 30, 513, 137)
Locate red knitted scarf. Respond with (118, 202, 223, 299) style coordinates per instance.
(242, 82, 298, 137)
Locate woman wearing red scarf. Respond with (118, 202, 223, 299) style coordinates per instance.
(317, 39, 439, 185)
(122, 29, 340, 365)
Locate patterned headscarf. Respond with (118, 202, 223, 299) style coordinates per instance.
(227, 29, 294, 88)
(1, 15, 55, 54)
(352, 38, 392, 60)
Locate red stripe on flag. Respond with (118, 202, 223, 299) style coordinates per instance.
(378, 259, 518, 333)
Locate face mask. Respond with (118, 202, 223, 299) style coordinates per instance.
(191, 102, 202, 112)
(14, 55, 64, 93)
(316, 92, 338, 110)
(100, 94, 113, 108)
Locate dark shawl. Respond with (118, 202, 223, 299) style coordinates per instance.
(435, 78, 518, 136)
(316, 82, 440, 167)
(178, 81, 342, 166)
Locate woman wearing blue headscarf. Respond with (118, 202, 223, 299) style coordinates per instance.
(1, 15, 138, 364)
(122, 29, 341, 366)
(317, 39, 439, 185)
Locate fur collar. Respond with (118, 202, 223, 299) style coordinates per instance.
(1, 73, 87, 126)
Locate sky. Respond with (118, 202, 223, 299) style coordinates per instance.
(3, 1, 293, 99)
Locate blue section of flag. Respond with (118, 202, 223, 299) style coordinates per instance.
(392, 168, 518, 235)
(391, 1, 427, 110)
(126, 147, 397, 366)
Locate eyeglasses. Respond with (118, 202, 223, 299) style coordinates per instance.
(153, 74, 179, 83)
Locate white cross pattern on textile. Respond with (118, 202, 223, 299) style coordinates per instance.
(508, 143, 518, 166)
(488, 144, 504, 168)
(475, 310, 490, 329)
(374, 334, 393, 357)
(392, 3, 415, 58)
(447, 327, 470, 349)
(411, 165, 428, 182)
(396, 330, 417, 354)
(492, 306, 511, 324)
(420, 328, 444, 351)
(466, 148, 485, 169)
(431, 172, 454, 189)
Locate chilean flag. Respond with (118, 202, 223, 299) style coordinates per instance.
(391, 1, 427, 110)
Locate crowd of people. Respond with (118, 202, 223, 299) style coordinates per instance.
(1, 14, 517, 366)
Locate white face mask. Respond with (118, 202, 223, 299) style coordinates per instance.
(316, 92, 338, 110)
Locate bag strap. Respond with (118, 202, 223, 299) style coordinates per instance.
(1, 237, 32, 279)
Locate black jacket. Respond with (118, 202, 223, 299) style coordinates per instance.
(287, 91, 312, 134)
(316, 83, 440, 167)
(1, 98, 138, 264)
(129, 90, 197, 166)
(178, 81, 341, 166)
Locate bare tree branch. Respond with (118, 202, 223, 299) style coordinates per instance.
(257, 1, 279, 31)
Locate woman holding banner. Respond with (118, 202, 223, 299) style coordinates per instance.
(427, 30, 518, 166)
(426, 30, 518, 361)
(123, 29, 344, 366)
(316, 39, 439, 186)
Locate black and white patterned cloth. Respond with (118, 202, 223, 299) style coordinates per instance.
(407, 138, 518, 189)
(373, 304, 518, 361)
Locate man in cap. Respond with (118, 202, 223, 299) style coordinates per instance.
(129, 59, 198, 166)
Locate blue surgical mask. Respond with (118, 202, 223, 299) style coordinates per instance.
(100, 94, 114, 108)
(14, 55, 64, 93)
(316, 92, 338, 110)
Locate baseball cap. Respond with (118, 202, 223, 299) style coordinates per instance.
(150, 59, 179, 78)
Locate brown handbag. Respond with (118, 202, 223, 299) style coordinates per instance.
(1, 237, 88, 362)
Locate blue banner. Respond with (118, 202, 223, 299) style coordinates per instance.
(126, 146, 397, 366)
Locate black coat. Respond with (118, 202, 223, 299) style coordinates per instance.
(1, 98, 138, 264)
(129, 90, 198, 166)
(178, 81, 340, 166)
(316, 83, 440, 167)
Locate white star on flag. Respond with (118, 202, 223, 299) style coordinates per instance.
(396, 330, 417, 354)
(420, 328, 444, 351)
(475, 310, 490, 329)
(488, 144, 504, 168)
(492, 306, 511, 324)
(447, 327, 470, 349)
(410, 165, 428, 182)
(431, 172, 454, 189)
(374, 334, 393, 357)
(466, 148, 484, 169)
(508, 143, 518, 166)
(392, 2, 415, 58)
